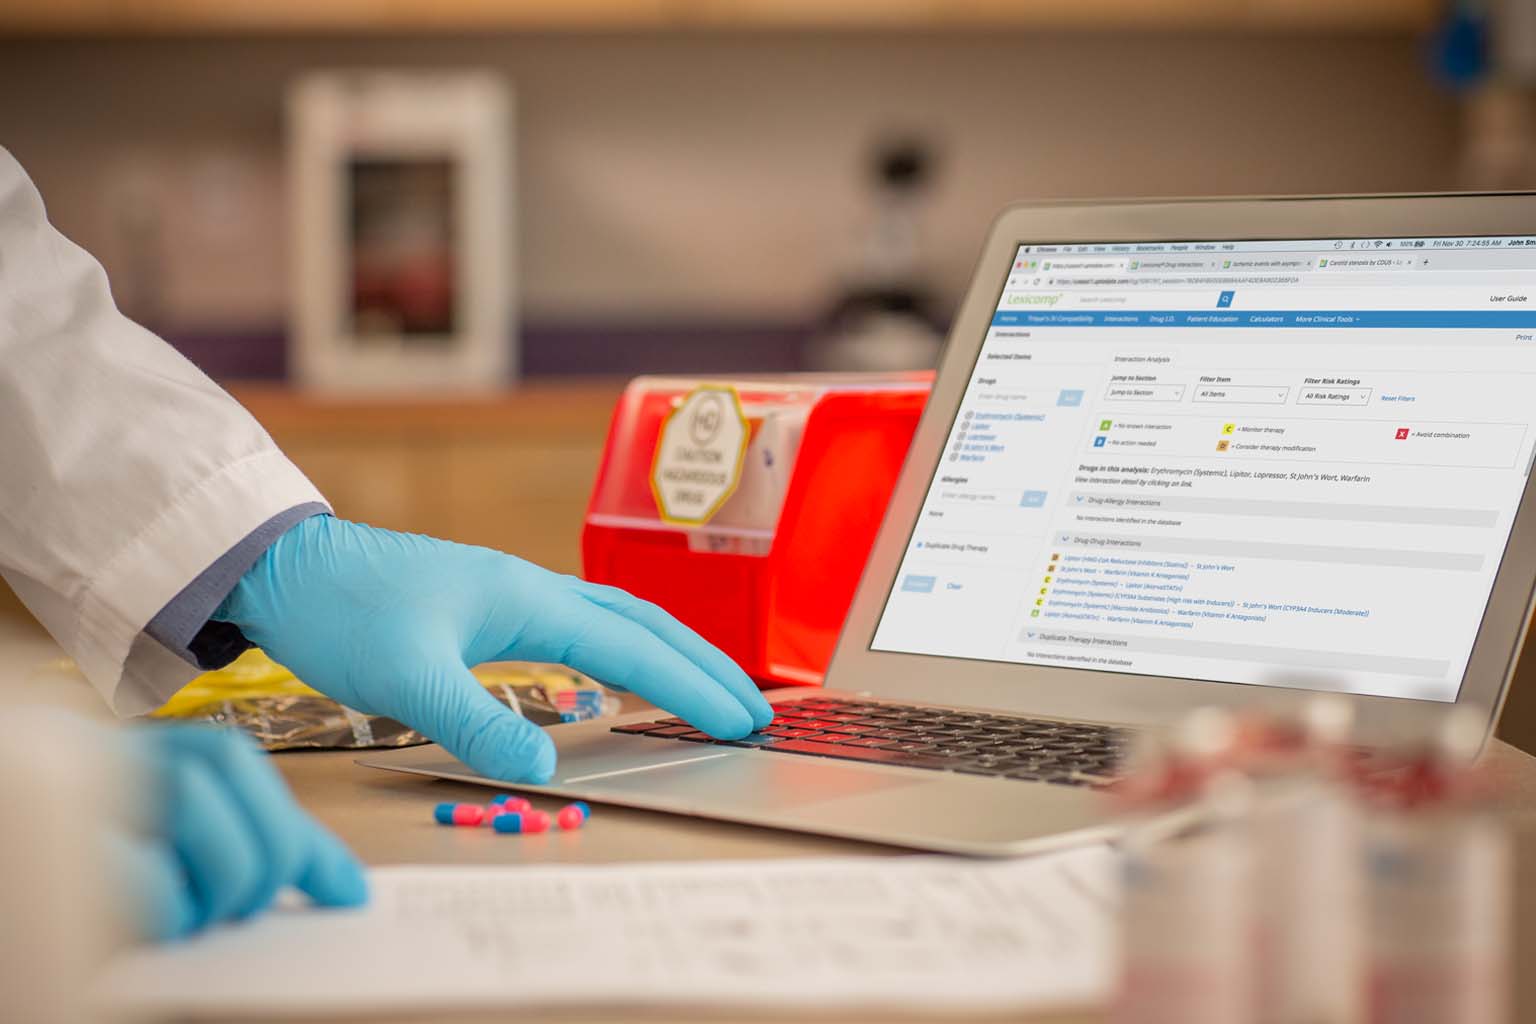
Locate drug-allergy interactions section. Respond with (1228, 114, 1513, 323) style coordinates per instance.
(872, 235, 1536, 702)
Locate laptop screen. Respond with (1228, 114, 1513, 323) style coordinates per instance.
(871, 234, 1536, 702)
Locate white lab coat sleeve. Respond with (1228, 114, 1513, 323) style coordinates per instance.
(0, 146, 330, 715)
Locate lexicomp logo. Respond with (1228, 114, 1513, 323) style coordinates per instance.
(1007, 293, 1065, 307)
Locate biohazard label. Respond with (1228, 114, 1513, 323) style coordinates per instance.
(650, 385, 749, 525)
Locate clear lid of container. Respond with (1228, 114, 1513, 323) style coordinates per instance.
(587, 373, 930, 544)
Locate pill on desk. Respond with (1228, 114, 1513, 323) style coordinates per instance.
(490, 794, 510, 805)
(522, 810, 552, 834)
(451, 804, 484, 827)
(557, 805, 585, 831)
(492, 812, 524, 834)
(570, 801, 591, 821)
(502, 796, 532, 813)
(434, 802, 457, 825)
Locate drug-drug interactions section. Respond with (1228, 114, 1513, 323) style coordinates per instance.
(871, 235, 1536, 702)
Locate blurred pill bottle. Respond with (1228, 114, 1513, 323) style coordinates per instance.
(0, 705, 123, 1023)
(1245, 698, 1366, 1024)
(1362, 710, 1510, 1024)
(1114, 709, 1256, 1024)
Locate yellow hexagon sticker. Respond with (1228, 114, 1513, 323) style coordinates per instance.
(650, 385, 750, 526)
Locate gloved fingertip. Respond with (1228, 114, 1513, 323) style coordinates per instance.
(528, 733, 559, 779)
(144, 879, 201, 942)
(527, 737, 558, 783)
(323, 863, 370, 909)
(700, 705, 755, 740)
(300, 833, 369, 908)
(485, 733, 559, 779)
(181, 900, 212, 938)
(146, 897, 199, 943)
(716, 663, 773, 730)
(459, 711, 558, 784)
(107, 833, 198, 943)
(747, 695, 775, 731)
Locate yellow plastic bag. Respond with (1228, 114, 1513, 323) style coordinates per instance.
(152, 649, 615, 751)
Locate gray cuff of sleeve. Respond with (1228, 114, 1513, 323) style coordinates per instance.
(144, 502, 329, 669)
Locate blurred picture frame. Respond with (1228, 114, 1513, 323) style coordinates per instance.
(288, 71, 515, 393)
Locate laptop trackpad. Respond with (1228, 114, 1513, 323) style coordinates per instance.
(579, 750, 920, 812)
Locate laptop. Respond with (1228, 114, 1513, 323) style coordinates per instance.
(362, 194, 1536, 855)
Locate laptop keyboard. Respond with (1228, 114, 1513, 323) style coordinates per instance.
(610, 696, 1130, 787)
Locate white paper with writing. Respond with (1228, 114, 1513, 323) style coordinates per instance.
(100, 844, 1117, 1016)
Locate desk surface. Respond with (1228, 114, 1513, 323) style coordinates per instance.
(4, 619, 1534, 1024)
(265, 734, 1536, 1024)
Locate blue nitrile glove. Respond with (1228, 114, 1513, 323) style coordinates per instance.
(214, 515, 774, 783)
(113, 724, 367, 941)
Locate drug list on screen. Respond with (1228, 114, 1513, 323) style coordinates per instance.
(872, 235, 1536, 702)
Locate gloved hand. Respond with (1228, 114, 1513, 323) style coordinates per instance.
(113, 724, 367, 941)
(215, 515, 774, 783)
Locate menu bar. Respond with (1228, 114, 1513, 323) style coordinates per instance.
(1022, 236, 1536, 256)
(991, 309, 1536, 329)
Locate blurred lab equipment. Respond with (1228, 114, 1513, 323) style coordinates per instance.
(1361, 709, 1512, 1024)
(582, 373, 930, 688)
(288, 70, 515, 393)
(1246, 701, 1365, 1024)
(1111, 704, 1512, 1024)
(0, 707, 118, 1024)
(1444, 0, 1536, 190)
(1114, 711, 1256, 1024)
(808, 138, 945, 371)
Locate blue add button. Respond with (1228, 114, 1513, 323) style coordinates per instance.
(1057, 389, 1084, 407)
(1020, 490, 1048, 508)
(901, 574, 937, 594)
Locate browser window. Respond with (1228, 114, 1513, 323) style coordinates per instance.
(871, 235, 1536, 702)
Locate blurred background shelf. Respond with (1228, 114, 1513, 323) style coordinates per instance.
(1, 0, 1438, 35)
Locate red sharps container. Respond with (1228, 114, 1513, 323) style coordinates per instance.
(582, 374, 931, 689)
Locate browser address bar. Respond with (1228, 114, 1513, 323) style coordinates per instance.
(1044, 274, 1305, 287)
